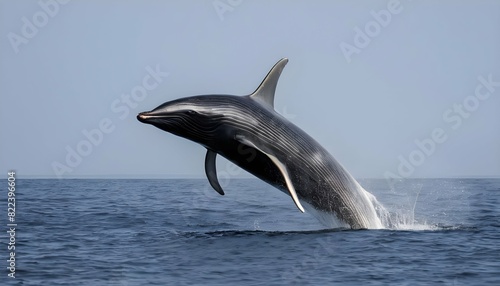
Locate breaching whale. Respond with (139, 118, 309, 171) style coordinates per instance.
(137, 58, 383, 229)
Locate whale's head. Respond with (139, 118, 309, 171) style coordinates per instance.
(138, 58, 289, 149)
(137, 95, 230, 145)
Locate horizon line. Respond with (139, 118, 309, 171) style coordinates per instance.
(3, 174, 500, 180)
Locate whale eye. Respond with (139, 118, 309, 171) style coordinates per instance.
(186, 110, 198, 115)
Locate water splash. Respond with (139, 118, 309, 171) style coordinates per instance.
(370, 194, 439, 231)
(303, 180, 443, 231)
(370, 181, 442, 231)
(302, 201, 351, 229)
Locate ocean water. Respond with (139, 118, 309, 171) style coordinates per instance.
(2, 178, 499, 285)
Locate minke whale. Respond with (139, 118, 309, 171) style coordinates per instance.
(137, 58, 383, 229)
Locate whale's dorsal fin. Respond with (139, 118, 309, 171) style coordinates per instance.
(235, 135, 305, 213)
(249, 58, 288, 108)
(205, 149, 225, 195)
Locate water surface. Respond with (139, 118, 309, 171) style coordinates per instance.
(2, 178, 499, 285)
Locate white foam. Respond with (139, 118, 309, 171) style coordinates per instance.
(301, 184, 440, 231)
(302, 201, 351, 229)
(371, 196, 439, 231)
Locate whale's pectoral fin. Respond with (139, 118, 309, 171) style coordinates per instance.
(204, 149, 225, 195)
(249, 58, 288, 108)
(235, 135, 305, 213)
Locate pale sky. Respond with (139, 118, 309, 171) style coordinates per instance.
(1, 0, 499, 179)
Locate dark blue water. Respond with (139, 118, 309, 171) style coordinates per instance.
(1, 178, 499, 285)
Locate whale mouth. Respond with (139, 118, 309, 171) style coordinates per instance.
(138, 112, 167, 124)
(137, 111, 178, 126)
(137, 112, 151, 123)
